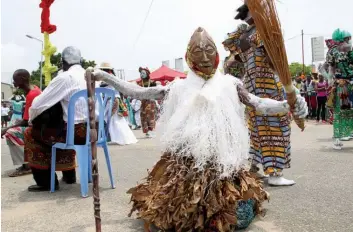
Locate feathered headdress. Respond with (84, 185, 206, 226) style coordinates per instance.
(332, 29, 351, 43)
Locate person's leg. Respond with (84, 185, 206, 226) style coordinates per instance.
(311, 96, 317, 119)
(134, 110, 141, 129)
(322, 96, 327, 121)
(317, 97, 324, 122)
(5, 127, 31, 177)
(28, 167, 59, 191)
(316, 97, 321, 122)
(7, 145, 32, 177)
(24, 127, 61, 191)
(62, 169, 76, 184)
(264, 116, 294, 186)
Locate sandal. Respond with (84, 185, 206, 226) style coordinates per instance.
(8, 167, 32, 177)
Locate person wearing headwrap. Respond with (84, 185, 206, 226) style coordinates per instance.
(87, 27, 307, 231)
(138, 67, 157, 138)
(321, 29, 353, 149)
(98, 62, 138, 145)
(24, 46, 88, 192)
(222, 3, 298, 186)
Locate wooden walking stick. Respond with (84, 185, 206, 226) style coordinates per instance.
(85, 69, 102, 232)
(246, 0, 305, 131)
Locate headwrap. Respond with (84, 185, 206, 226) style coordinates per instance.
(325, 39, 338, 49)
(138, 67, 151, 77)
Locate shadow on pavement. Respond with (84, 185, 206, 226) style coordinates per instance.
(68, 218, 145, 232)
(16, 184, 114, 204)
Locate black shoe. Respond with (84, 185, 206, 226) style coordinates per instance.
(62, 171, 76, 184)
(28, 185, 59, 192)
(61, 176, 76, 184)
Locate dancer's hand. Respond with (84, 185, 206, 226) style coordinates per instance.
(291, 95, 308, 119)
(85, 67, 104, 82)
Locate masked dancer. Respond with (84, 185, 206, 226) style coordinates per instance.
(88, 27, 307, 231)
(138, 67, 157, 138)
(319, 30, 353, 149)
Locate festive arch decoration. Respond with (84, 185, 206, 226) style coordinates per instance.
(40, 0, 58, 86)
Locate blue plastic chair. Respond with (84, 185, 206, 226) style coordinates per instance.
(50, 87, 116, 197)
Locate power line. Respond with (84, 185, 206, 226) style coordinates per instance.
(284, 33, 331, 43)
(285, 34, 301, 42)
(304, 33, 331, 37)
(133, 0, 155, 50)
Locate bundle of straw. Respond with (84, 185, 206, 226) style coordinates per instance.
(246, 0, 305, 131)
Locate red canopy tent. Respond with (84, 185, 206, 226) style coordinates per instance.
(132, 65, 187, 86)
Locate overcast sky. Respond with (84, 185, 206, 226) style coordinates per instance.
(1, 0, 353, 83)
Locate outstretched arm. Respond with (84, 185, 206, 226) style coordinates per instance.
(89, 69, 168, 100)
(235, 79, 307, 118)
(237, 84, 289, 114)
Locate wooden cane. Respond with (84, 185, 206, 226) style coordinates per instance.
(85, 69, 101, 232)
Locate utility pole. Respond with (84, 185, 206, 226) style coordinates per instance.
(301, 29, 305, 75)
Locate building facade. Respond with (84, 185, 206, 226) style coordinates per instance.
(1, 82, 14, 102)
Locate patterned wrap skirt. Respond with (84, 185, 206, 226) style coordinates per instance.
(333, 82, 353, 138)
(140, 99, 156, 133)
(244, 74, 291, 175)
(24, 123, 86, 171)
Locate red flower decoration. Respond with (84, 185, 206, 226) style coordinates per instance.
(40, 0, 57, 34)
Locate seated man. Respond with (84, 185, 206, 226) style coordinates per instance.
(1, 69, 41, 177)
(25, 46, 87, 192)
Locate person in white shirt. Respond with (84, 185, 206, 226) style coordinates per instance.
(131, 99, 141, 130)
(24, 46, 88, 192)
(1, 103, 10, 128)
(98, 62, 137, 145)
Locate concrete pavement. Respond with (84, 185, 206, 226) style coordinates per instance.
(1, 122, 353, 232)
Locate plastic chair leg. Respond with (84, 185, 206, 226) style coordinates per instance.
(76, 146, 89, 197)
(102, 143, 115, 189)
(50, 147, 57, 193)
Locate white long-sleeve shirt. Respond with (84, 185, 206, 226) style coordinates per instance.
(29, 64, 87, 124)
(131, 99, 141, 112)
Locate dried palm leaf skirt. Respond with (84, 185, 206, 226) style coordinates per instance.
(127, 153, 269, 231)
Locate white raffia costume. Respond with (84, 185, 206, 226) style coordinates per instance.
(89, 28, 307, 231)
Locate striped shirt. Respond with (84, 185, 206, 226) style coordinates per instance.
(29, 65, 87, 124)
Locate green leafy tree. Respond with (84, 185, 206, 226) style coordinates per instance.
(289, 62, 312, 77)
(30, 53, 96, 88)
(82, 59, 97, 69)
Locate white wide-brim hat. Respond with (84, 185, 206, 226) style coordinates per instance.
(97, 62, 114, 70)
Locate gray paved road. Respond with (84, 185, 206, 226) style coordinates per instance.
(1, 122, 353, 232)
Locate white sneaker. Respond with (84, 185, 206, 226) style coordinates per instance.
(148, 131, 156, 138)
(333, 142, 342, 150)
(340, 137, 351, 141)
(268, 176, 296, 186)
